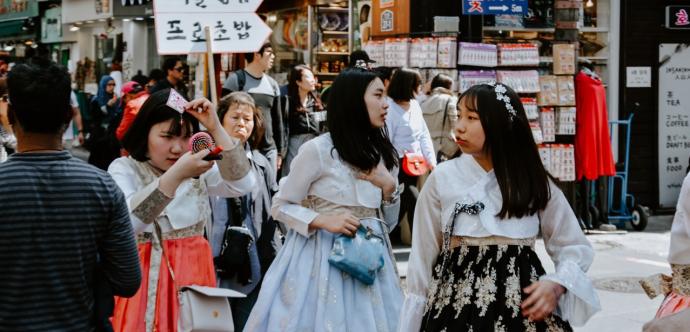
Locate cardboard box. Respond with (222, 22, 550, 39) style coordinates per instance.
(553, 44, 576, 75)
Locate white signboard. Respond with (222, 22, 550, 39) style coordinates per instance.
(153, 0, 271, 54)
(658, 43, 690, 207)
(153, 0, 262, 13)
(626, 66, 651, 88)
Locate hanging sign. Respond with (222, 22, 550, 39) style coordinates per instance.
(666, 6, 690, 29)
(658, 43, 690, 207)
(462, 0, 527, 16)
(153, 0, 271, 54)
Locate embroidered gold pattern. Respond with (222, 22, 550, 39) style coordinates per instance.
(672, 264, 690, 296)
(132, 188, 172, 224)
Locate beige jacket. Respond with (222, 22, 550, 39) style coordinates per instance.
(420, 88, 458, 159)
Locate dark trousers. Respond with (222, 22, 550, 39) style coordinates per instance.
(398, 167, 420, 235)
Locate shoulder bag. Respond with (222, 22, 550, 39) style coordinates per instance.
(153, 221, 245, 332)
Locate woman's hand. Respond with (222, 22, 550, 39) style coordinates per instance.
(158, 150, 213, 196)
(310, 213, 361, 236)
(358, 162, 396, 199)
(184, 98, 238, 153)
(107, 95, 118, 107)
(521, 280, 565, 322)
(184, 98, 221, 132)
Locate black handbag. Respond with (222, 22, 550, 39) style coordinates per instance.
(213, 197, 254, 285)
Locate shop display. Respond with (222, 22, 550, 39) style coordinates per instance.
(557, 75, 576, 106)
(497, 70, 540, 93)
(363, 40, 385, 64)
(531, 122, 544, 144)
(319, 12, 349, 31)
(319, 38, 348, 53)
(384, 38, 410, 67)
(309, 5, 350, 80)
(521, 97, 539, 120)
(553, 43, 576, 75)
(458, 70, 496, 93)
(538, 75, 559, 105)
(498, 43, 540, 66)
(539, 144, 576, 181)
(556, 107, 577, 135)
(409, 38, 438, 68)
(457, 42, 498, 67)
(539, 107, 556, 142)
(436, 37, 457, 68)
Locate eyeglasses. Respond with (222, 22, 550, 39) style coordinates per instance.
(107, 83, 116, 86)
(173, 66, 184, 72)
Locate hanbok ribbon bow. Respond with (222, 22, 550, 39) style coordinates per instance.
(454, 202, 486, 216)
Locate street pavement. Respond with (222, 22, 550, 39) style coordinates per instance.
(394, 215, 675, 332)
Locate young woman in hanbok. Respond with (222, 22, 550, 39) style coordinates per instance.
(641, 171, 690, 332)
(401, 83, 601, 332)
(108, 89, 255, 332)
(245, 68, 404, 332)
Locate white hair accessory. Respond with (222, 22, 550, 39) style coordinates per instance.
(486, 81, 517, 121)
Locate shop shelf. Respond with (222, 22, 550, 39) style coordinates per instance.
(316, 52, 349, 56)
(483, 26, 609, 33)
(315, 72, 340, 76)
(322, 31, 349, 36)
(317, 7, 348, 13)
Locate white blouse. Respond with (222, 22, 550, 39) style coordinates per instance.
(669, 173, 690, 265)
(271, 134, 398, 237)
(400, 154, 601, 331)
(385, 97, 437, 167)
(108, 156, 256, 234)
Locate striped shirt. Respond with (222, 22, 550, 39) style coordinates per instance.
(0, 151, 141, 331)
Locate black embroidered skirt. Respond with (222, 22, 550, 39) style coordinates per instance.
(421, 243, 573, 332)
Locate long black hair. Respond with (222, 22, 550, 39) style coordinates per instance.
(122, 89, 200, 161)
(327, 68, 398, 171)
(459, 83, 551, 219)
(287, 64, 323, 113)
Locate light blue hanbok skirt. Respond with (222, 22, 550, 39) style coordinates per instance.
(245, 217, 403, 332)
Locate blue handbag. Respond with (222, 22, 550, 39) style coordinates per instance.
(328, 223, 386, 285)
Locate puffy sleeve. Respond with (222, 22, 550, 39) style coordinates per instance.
(539, 183, 601, 326)
(108, 158, 163, 234)
(399, 171, 443, 332)
(270, 140, 323, 237)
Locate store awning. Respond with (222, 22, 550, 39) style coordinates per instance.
(0, 20, 26, 39)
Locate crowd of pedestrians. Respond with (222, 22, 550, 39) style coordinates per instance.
(2, 46, 689, 332)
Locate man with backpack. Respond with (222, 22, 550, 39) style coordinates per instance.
(222, 43, 285, 175)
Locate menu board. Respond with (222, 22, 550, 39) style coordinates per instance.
(658, 43, 690, 207)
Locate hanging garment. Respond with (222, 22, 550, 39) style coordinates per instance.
(574, 71, 616, 180)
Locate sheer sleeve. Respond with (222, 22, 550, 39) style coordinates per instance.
(399, 171, 443, 332)
(539, 183, 601, 326)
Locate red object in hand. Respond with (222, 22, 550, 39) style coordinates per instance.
(401, 152, 429, 176)
(188, 132, 224, 161)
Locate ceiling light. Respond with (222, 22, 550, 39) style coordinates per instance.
(123, 18, 131, 22)
(69, 24, 80, 32)
(134, 17, 144, 21)
(586, 0, 594, 8)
